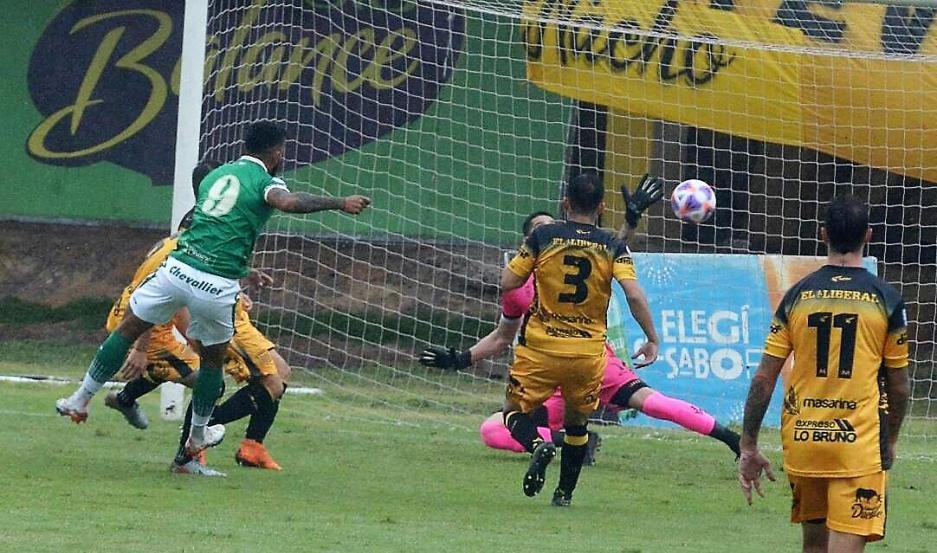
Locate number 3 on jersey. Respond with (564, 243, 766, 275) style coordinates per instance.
(558, 255, 591, 303)
(201, 175, 241, 217)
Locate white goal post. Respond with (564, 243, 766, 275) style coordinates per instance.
(164, 0, 210, 421)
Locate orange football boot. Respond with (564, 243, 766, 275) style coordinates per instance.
(234, 439, 282, 470)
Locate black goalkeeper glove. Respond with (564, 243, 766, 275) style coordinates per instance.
(418, 346, 473, 371)
(621, 174, 664, 228)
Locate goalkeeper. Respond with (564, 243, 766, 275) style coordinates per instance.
(420, 175, 740, 462)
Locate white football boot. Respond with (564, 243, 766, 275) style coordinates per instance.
(170, 459, 226, 477)
(55, 397, 89, 424)
(184, 424, 226, 456)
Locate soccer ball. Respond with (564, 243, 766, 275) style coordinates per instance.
(671, 179, 716, 224)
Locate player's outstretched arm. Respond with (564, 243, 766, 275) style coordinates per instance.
(419, 317, 522, 370)
(266, 188, 371, 215)
(618, 279, 660, 367)
(617, 174, 664, 242)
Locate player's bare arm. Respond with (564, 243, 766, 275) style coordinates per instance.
(470, 317, 522, 361)
(883, 366, 910, 468)
(500, 265, 528, 294)
(419, 317, 521, 370)
(737, 353, 784, 504)
(618, 278, 660, 367)
(266, 188, 371, 214)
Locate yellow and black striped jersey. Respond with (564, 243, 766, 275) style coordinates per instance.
(107, 236, 181, 346)
(764, 265, 908, 478)
(506, 221, 636, 357)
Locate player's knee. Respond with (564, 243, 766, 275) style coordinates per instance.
(271, 350, 291, 382)
(143, 368, 167, 386)
(610, 380, 651, 409)
(180, 372, 198, 388)
(563, 409, 589, 429)
(117, 312, 153, 341)
(200, 343, 228, 368)
(801, 520, 828, 553)
(479, 417, 504, 447)
(261, 373, 285, 400)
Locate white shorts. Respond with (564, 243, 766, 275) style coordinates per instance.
(130, 256, 240, 346)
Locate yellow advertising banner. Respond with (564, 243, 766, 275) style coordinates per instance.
(523, 0, 937, 183)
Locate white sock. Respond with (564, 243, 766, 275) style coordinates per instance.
(191, 412, 212, 428)
(70, 373, 101, 406)
(189, 421, 209, 445)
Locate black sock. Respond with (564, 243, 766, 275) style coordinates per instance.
(504, 411, 542, 453)
(211, 383, 260, 425)
(550, 429, 566, 447)
(117, 377, 159, 406)
(709, 422, 741, 457)
(245, 389, 279, 443)
(530, 405, 550, 427)
(174, 402, 195, 465)
(557, 425, 589, 495)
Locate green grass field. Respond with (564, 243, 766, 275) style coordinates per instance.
(2, 340, 935, 553)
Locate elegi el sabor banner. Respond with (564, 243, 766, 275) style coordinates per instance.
(523, 0, 936, 183)
(607, 254, 877, 428)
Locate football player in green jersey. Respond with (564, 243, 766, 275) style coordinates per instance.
(57, 121, 371, 458)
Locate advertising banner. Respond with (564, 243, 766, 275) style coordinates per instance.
(6, 0, 568, 239)
(608, 253, 877, 428)
(524, 0, 937, 183)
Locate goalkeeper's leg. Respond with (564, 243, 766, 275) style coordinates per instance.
(479, 405, 560, 453)
(613, 383, 740, 458)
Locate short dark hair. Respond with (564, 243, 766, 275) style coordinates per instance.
(244, 121, 287, 155)
(824, 194, 869, 254)
(566, 172, 604, 215)
(521, 211, 554, 237)
(191, 158, 223, 198)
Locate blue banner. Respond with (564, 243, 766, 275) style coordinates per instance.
(608, 254, 877, 429)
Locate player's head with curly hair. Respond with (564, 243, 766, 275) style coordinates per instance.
(244, 121, 287, 175)
(522, 211, 554, 237)
(564, 172, 605, 218)
(823, 194, 871, 254)
(191, 158, 223, 198)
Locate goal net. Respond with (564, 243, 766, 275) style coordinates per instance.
(198, 0, 936, 449)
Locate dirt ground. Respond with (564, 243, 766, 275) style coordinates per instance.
(0, 221, 506, 373)
(0, 221, 166, 306)
(1, 220, 932, 382)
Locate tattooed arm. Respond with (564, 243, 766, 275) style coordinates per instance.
(737, 353, 785, 505)
(883, 366, 910, 469)
(266, 188, 371, 215)
(741, 354, 786, 448)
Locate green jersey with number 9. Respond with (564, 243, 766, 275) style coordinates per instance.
(172, 156, 289, 279)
